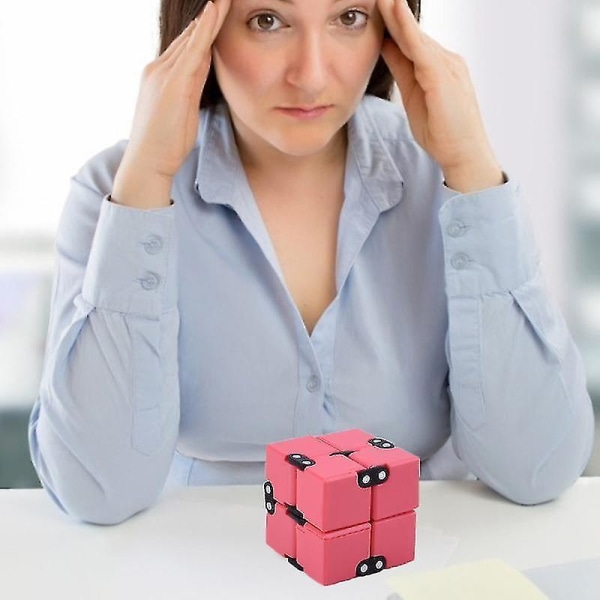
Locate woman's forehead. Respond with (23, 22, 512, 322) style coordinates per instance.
(232, 0, 375, 8)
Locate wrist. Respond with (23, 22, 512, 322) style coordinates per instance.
(442, 159, 505, 194)
(112, 160, 173, 209)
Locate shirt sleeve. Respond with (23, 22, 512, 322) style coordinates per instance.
(28, 157, 180, 525)
(438, 176, 595, 505)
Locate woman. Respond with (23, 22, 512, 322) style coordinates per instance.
(29, 0, 594, 524)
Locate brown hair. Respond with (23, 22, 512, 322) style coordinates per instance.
(158, 0, 422, 108)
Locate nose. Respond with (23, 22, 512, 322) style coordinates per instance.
(285, 32, 329, 98)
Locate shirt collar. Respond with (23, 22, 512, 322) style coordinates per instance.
(195, 103, 244, 209)
(194, 96, 405, 213)
(347, 95, 405, 213)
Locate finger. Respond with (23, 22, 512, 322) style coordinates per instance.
(381, 38, 417, 103)
(158, 17, 198, 64)
(188, 0, 231, 52)
(377, 0, 427, 64)
(161, 29, 198, 70)
(174, 0, 231, 76)
(208, 0, 232, 45)
(164, 1, 219, 73)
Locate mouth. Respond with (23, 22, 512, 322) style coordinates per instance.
(275, 105, 333, 120)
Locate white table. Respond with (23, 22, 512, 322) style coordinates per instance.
(1, 479, 599, 599)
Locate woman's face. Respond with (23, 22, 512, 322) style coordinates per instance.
(212, 0, 385, 161)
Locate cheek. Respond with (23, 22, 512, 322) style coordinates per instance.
(339, 38, 383, 85)
(365, 26, 385, 66)
(360, 19, 385, 69)
(213, 37, 274, 98)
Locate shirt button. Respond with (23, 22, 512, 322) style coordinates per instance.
(142, 235, 163, 255)
(306, 375, 321, 393)
(140, 272, 160, 290)
(447, 221, 467, 237)
(451, 253, 470, 270)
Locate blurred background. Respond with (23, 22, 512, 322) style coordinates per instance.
(0, 0, 598, 488)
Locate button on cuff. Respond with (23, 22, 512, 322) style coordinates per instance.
(447, 221, 467, 237)
(438, 179, 539, 297)
(139, 272, 161, 290)
(140, 235, 164, 255)
(451, 253, 471, 270)
(306, 375, 321, 393)
(82, 196, 177, 317)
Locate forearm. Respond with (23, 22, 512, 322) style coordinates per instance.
(442, 154, 505, 195)
(30, 183, 180, 524)
(440, 179, 594, 504)
(30, 307, 180, 524)
(448, 283, 594, 504)
(112, 155, 174, 210)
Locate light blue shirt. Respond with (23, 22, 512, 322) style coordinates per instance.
(29, 95, 594, 524)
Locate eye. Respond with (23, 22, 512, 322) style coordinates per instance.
(248, 12, 285, 33)
(337, 9, 369, 30)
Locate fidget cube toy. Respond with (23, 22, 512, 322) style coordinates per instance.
(263, 429, 420, 586)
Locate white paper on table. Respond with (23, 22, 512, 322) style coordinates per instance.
(386, 559, 549, 599)
(396, 526, 459, 574)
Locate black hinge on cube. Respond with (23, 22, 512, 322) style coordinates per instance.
(285, 504, 307, 526)
(356, 555, 387, 577)
(286, 453, 316, 470)
(329, 450, 355, 458)
(357, 465, 390, 488)
(263, 480, 276, 515)
(368, 437, 395, 449)
(285, 555, 304, 571)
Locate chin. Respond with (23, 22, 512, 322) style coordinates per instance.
(272, 141, 336, 158)
(267, 128, 343, 158)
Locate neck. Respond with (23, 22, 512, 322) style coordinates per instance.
(231, 120, 347, 184)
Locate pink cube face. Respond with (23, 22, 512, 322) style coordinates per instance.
(265, 501, 296, 559)
(296, 454, 371, 532)
(318, 429, 374, 450)
(350, 446, 420, 519)
(265, 436, 337, 506)
(371, 511, 416, 569)
(296, 522, 371, 586)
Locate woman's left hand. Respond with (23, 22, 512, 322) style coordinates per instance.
(377, 0, 504, 193)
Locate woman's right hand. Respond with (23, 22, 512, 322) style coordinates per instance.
(113, 0, 231, 209)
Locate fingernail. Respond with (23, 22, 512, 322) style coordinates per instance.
(195, 1, 214, 21)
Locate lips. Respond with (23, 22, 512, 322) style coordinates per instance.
(275, 105, 333, 120)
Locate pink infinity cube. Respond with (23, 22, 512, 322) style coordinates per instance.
(264, 429, 420, 586)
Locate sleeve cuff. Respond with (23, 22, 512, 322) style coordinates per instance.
(438, 176, 540, 297)
(82, 195, 177, 317)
